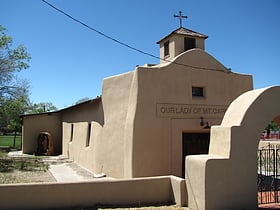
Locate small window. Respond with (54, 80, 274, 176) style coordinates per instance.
(184, 37, 196, 51)
(86, 123, 91, 147)
(70, 123, 74, 142)
(192, 87, 204, 97)
(164, 40, 170, 57)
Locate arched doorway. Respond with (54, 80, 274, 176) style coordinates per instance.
(36, 132, 54, 156)
(186, 86, 280, 210)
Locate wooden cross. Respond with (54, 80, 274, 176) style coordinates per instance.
(174, 11, 188, 28)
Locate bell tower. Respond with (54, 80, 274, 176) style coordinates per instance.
(157, 11, 208, 64)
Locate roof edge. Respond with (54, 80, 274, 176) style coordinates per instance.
(157, 27, 208, 44)
(21, 97, 102, 118)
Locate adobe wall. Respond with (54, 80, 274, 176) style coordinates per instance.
(130, 49, 252, 177)
(93, 71, 135, 178)
(22, 113, 61, 154)
(186, 86, 280, 210)
(0, 176, 186, 209)
(22, 99, 103, 156)
(62, 49, 253, 178)
(63, 71, 136, 178)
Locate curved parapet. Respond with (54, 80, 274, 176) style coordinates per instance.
(174, 49, 229, 72)
(222, 86, 280, 127)
(156, 48, 235, 73)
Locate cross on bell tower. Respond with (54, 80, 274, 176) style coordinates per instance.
(157, 11, 208, 64)
(173, 11, 188, 28)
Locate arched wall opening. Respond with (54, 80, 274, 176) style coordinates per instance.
(186, 86, 280, 210)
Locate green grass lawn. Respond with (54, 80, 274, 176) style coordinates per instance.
(0, 135, 22, 148)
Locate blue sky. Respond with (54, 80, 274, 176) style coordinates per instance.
(1, 0, 279, 109)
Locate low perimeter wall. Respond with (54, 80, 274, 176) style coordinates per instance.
(0, 176, 187, 209)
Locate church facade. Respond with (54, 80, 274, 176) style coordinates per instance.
(21, 26, 253, 178)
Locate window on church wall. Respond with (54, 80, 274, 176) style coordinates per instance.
(192, 87, 204, 98)
(70, 123, 74, 142)
(164, 40, 170, 57)
(86, 122, 91, 147)
(184, 37, 196, 51)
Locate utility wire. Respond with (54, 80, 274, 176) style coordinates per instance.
(41, 0, 159, 60)
(41, 0, 229, 72)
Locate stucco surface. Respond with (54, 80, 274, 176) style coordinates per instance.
(22, 48, 253, 179)
(22, 113, 61, 154)
(186, 86, 280, 210)
(130, 49, 252, 178)
(0, 176, 186, 209)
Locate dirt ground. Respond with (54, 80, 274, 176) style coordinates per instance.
(0, 168, 56, 184)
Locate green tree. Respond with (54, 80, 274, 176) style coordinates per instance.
(265, 121, 280, 132)
(0, 96, 29, 134)
(0, 25, 31, 99)
(0, 25, 31, 136)
(27, 102, 57, 114)
(0, 80, 30, 134)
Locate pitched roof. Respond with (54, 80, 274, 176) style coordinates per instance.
(156, 27, 208, 44)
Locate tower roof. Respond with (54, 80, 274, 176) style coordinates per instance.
(157, 27, 208, 44)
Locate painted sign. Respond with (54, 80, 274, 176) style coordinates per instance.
(156, 103, 227, 118)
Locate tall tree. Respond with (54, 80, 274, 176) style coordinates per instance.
(0, 25, 31, 135)
(0, 80, 30, 135)
(0, 25, 31, 99)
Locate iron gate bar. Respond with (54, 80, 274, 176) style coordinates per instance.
(258, 144, 280, 205)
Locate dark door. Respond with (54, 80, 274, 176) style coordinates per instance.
(182, 133, 210, 177)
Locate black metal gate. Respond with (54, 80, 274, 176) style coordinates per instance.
(258, 144, 280, 204)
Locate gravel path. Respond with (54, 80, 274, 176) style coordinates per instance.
(1, 151, 97, 183)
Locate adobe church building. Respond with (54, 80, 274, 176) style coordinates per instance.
(21, 25, 253, 178)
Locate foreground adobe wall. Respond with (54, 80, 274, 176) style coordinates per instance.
(0, 176, 186, 209)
